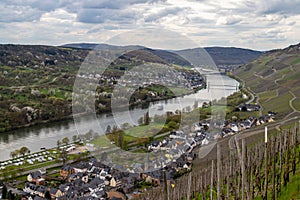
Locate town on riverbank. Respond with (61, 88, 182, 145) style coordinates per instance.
(0, 81, 281, 199)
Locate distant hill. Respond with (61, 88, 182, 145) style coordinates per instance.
(176, 47, 262, 66)
(62, 43, 262, 66)
(204, 47, 262, 65)
(233, 43, 300, 119)
(62, 43, 192, 66)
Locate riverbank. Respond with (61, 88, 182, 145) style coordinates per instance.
(0, 74, 237, 161)
(0, 84, 205, 135)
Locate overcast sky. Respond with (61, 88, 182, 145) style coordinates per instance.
(0, 0, 299, 50)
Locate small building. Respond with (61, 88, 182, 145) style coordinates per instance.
(60, 166, 75, 179)
(27, 171, 45, 185)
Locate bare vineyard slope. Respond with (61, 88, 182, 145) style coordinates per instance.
(233, 43, 300, 119)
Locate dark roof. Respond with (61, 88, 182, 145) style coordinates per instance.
(30, 171, 43, 179)
(36, 185, 47, 193)
(151, 141, 160, 147)
(25, 183, 38, 191)
(50, 187, 58, 195)
(34, 196, 45, 200)
(90, 177, 104, 186)
(74, 161, 88, 169)
(61, 165, 74, 171)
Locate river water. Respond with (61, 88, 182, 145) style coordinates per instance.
(0, 74, 239, 161)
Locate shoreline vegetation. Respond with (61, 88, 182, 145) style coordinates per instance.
(0, 83, 206, 135)
(0, 43, 206, 134)
(1, 77, 247, 172)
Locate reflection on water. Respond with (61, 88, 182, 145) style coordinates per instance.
(0, 75, 239, 161)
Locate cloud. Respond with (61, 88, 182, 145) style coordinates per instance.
(258, 0, 300, 15)
(0, 5, 43, 22)
(77, 8, 139, 24)
(216, 16, 242, 25)
(144, 7, 184, 22)
(0, 0, 299, 51)
(81, 0, 151, 9)
(107, 28, 199, 50)
(40, 9, 76, 24)
(1, 0, 63, 11)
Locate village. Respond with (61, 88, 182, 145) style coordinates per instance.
(0, 101, 279, 200)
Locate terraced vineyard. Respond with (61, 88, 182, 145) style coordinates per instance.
(233, 43, 300, 120)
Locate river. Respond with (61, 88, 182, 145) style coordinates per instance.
(0, 74, 239, 161)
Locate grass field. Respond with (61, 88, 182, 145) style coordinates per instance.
(123, 123, 165, 138)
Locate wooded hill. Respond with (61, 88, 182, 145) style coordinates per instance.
(63, 43, 262, 66)
(0, 44, 199, 133)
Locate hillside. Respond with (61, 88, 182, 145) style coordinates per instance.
(62, 43, 192, 66)
(62, 43, 262, 66)
(177, 47, 262, 66)
(204, 47, 262, 65)
(0, 44, 200, 133)
(233, 43, 300, 119)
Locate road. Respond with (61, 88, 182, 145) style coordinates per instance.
(245, 87, 255, 104)
(284, 91, 300, 120)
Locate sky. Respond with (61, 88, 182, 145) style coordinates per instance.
(0, 0, 300, 50)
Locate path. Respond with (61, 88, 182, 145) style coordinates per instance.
(284, 91, 300, 120)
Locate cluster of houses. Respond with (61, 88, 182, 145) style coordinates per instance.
(18, 101, 277, 199)
(217, 65, 240, 74)
(147, 109, 276, 155)
(148, 130, 205, 159)
(22, 152, 194, 200)
(221, 113, 275, 137)
(76, 66, 204, 94)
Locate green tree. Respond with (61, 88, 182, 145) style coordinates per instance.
(138, 116, 144, 125)
(60, 149, 68, 165)
(144, 112, 150, 125)
(168, 121, 178, 130)
(19, 146, 30, 156)
(85, 130, 93, 140)
(72, 135, 78, 143)
(57, 139, 61, 147)
(121, 122, 131, 130)
(106, 125, 111, 133)
(117, 132, 124, 148)
(202, 102, 209, 108)
(7, 190, 14, 200)
(2, 185, 7, 199)
(112, 125, 119, 133)
(62, 137, 69, 145)
(10, 150, 18, 159)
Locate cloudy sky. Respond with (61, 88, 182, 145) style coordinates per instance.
(0, 0, 299, 50)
